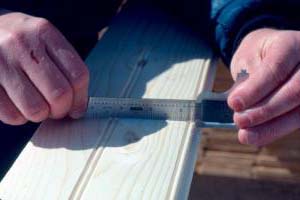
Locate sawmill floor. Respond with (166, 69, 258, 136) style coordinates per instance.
(188, 61, 300, 200)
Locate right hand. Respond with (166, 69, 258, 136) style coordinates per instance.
(0, 11, 89, 125)
(229, 28, 300, 146)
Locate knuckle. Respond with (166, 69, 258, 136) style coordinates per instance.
(1, 31, 24, 46)
(34, 17, 52, 30)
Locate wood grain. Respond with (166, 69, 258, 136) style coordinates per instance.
(0, 5, 215, 200)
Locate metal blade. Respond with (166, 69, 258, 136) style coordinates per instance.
(86, 97, 235, 129)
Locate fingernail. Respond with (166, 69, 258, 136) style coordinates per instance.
(70, 96, 89, 119)
(247, 131, 258, 145)
(69, 109, 85, 119)
(236, 111, 252, 128)
(239, 130, 257, 145)
(231, 96, 245, 111)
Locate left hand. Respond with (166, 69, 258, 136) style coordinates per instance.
(0, 11, 89, 125)
(228, 28, 300, 146)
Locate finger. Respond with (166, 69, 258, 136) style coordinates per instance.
(39, 24, 89, 118)
(68, 83, 89, 119)
(238, 106, 300, 146)
(19, 47, 73, 119)
(45, 45, 89, 119)
(235, 65, 300, 128)
(228, 38, 299, 112)
(0, 64, 49, 122)
(0, 86, 27, 125)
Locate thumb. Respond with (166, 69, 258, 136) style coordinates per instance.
(228, 29, 300, 112)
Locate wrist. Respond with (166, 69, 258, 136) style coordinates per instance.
(233, 15, 289, 59)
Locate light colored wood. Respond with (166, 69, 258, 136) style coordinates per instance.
(252, 166, 300, 183)
(197, 150, 255, 179)
(0, 5, 215, 200)
(256, 154, 300, 171)
(201, 128, 259, 153)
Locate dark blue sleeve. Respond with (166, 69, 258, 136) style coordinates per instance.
(211, 0, 300, 66)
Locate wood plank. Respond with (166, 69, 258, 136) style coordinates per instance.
(256, 154, 300, 171)
(252, 166, 300, 183)
(196, 150, 255, 179)
(201, 128, 259, 153)
(204, 150, 256, 161)
(0, 5, 215, 200)
(198, 163, 253, 179)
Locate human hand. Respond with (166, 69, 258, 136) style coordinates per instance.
(228, 28, 300, 146)
(0, 11, 89, 125)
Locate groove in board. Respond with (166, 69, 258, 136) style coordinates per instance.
(0, 5, 215, 200)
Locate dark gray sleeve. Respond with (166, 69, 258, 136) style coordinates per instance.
(211, 0, 300, 65)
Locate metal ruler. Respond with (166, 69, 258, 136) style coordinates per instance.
(87, 93, 235, 129)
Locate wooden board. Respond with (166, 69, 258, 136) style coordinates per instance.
(0, 5, 215, 200)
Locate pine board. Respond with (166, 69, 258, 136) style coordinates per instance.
(0, 5, 214, 200)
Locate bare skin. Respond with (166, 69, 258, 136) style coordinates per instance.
(0, 11, 89, 125)
(229, 28, 300, 146)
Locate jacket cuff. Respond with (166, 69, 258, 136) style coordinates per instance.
(232, 15, 291, 59)
(216, 15, 291, 66)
